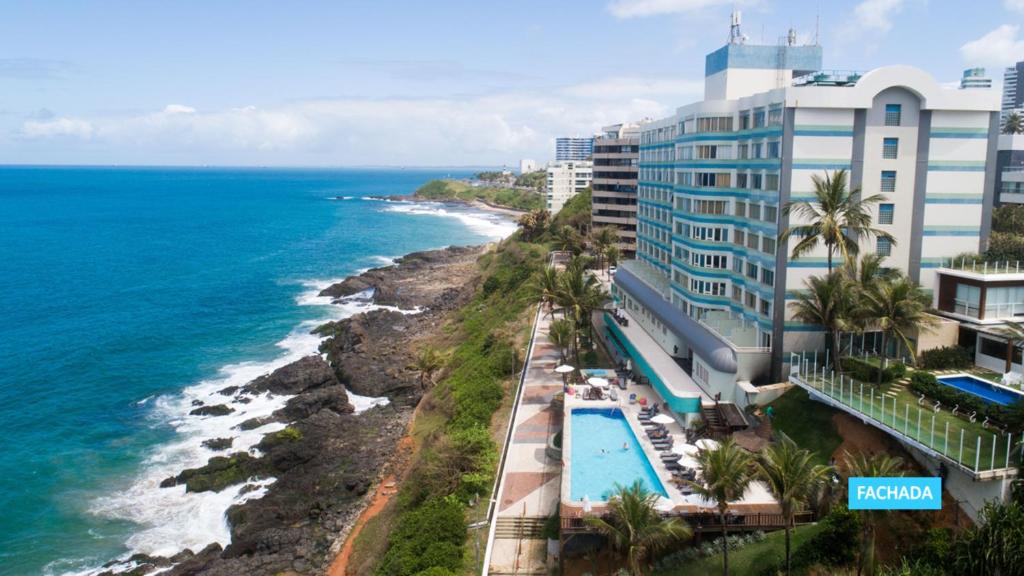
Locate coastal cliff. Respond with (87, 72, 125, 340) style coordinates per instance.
(100, 245, 487, 576)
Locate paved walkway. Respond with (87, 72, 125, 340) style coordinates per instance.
(486, 309, 564, 574)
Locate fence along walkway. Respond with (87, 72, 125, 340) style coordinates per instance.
(788, 353, 1019, 480)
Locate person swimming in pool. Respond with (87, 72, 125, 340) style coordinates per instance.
(623, 442, 629, 450)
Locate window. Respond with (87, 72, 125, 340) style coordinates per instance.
(753, 108, 766, 128)
(767, 141, 780, 159)
(749, 203, 761, 221)
(745, 292, 757, 308)
(885, 104, 902, 126)
(747, 233, 759, 250)
(762, 237, 777, 255)
(764, 205, 778, 223)
(739, 110, 751, 130)
(746, 262, 758, 280)
(765, 174, 779, 191)
(761, 268, 775, 286)
(760, 298, 771, 317)
(737, 144, 749, 159)
(881, 171, 896, 193)
(733, 257, 744, 274)
(876, 237, 893, 256)
(985, 286, 1024, 318)
(879, 203, 894, 225)
(768, 104, 784, 126)
(732, 286, 743, 302)
(752, 143, 763, 159)
(883, 137, 898, 159)
(736, 173, 748, 189)
(697, 116, 734, 133)
(735, 201, 747, 217)
(752, 173, 763, 190)
(733, 230, 745, 246)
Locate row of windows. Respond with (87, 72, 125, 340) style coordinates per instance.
(733, 229, 777, 256)
(735, 201, 778, 223)
(638, 186, 671, 205)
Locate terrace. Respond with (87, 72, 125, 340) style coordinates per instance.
(788, 353, 1020, 480)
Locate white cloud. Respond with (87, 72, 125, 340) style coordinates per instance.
(607, 0, 736, 18)
(15, 77, 697, 165)
(961, 24, 1024, 67)
(851, 0, 905, 33)
(22, 117, 93, 139)
(1006, 0, 1024, 14)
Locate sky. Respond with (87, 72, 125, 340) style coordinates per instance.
(2, 0, 1024, 167)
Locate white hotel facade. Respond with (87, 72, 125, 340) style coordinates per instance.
(607, 38, 1000, 418)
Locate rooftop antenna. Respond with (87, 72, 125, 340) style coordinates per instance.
(814, 5, 820, 46)
(787, 27, 797, 46)
(729, 9, 747, 45)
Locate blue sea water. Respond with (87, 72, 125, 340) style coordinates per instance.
(0, 166, 516, 576)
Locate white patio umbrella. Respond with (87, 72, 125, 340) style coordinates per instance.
(554, 364, 576, 374)
(695, 438, 720, 451)
(587, 377, 610, 388)
(582, 494, 592, 513)
(683, 493, 715, 508)
(676, 455, 701, 469)
(655, 497, 676, 512)
(625, 359, 632, 371)
(672, 443, 700, 456)
(650, 413, 675, 425)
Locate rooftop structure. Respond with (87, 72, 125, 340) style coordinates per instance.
(961, 67, 993, 89)
(555, 136, 594, 162)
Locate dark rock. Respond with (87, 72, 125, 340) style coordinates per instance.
(218, 385, 239, 396)
(172, 452, 262, 493)
(191, 400, 204, 407)
(242, 355, 339, 396)
(189, 404, 234, 417)
(202, 437, 234, 451)
(237, 416, 277, 431)
(273, 384, 353, 421)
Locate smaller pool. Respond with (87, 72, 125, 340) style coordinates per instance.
(937, 374, 1024, 406)
(569, 408, 668, 502)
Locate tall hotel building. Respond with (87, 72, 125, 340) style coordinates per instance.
(607, 30, 999, 419)
(592, 122, 643, 258)
(555, 136, 595, 161)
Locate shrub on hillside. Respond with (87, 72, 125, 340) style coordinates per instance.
(790, 506, 861, 569)
(375, 497, 468, 576)
(841, 356, 905, 384)
(919, 346, 972, 370)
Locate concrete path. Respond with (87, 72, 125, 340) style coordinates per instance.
(485, 309, 564, 575)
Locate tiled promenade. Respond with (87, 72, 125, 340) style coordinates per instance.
(485, 310, 564, 574)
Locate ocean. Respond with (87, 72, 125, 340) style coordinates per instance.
(0, 166, 517, 576)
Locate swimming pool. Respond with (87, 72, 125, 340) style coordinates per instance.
(937, 374, 1024, 406)
(569, 408, 668, 502)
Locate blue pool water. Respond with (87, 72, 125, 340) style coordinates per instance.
(937, 375, 1024, 406)
(0, 166, 515, 575)
(569, 408, 668, 502)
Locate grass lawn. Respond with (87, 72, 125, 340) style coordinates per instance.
(799, 371, 1018, 472)
(653, 523, 824, 576)
(767, 387, 843, 466)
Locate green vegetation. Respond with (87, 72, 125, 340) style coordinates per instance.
(371, 236, 546, 576)
(844, 452, 905, 575)
(584, 481, 692, 576)
(514, 170, 546, 190)
(687, 437, 755, 576)
(414, 179, 543, 211)
(652, 524, 824, 576)
(918, 346, 972, 370)
(840, 357, 905, 385)
(273, 426, 303, 442)
(176, 452, 260, 493)
(767, 388, 843, 467)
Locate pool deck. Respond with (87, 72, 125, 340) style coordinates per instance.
(560, 391, 778, 519)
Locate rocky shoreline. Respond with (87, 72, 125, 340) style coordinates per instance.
(99, 245, 486, 576)
(359, 194, 529, 216)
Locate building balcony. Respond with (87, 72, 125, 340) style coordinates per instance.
(934, 264, 1024, 325)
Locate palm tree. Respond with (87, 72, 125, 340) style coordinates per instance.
(688, 437, 755, 576)
(843, 253, 898, 288)
(605, 244, 621, 273)
(516, 209, 550, 241)
(789, 272, 855, 370)
(755, 434, 834, 575)
(584, 481, 691, 576)
(591, 226, 619, 270)
(996, 321, 1024, 373)
(554, 262, 608, 364)
(548, 318, 574, 364)
(530, 266, 561, 317)
(555, 224, 583, 255)
(1004, 112, 1024, 135)
(843, 451, 904, 576)
(413, 346, 445, 390)
(857, 274, 936, 382)
(780, 169, 895, 273)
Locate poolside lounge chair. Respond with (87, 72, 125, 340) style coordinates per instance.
(660, 453, 681, 462)
(664, 462, 684, 472)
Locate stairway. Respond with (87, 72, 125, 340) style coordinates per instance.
(702, 405, 724, 429)
(493, 516, 547, 540)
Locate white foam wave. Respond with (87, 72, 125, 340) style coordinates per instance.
(64, 280, 415, 575)
(381, 202, 518, 241)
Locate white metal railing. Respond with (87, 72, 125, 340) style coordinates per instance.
(788, 352, 1019, 478)
(953, 299, 981, 318)
(944, 259, 1024, 275)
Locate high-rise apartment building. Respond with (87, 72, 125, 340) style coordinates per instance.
(607, 29, 998, 419)
(1002, 61, 1024, 127)
(591, 122, 643, 258)
(555, 137, 594, 161)
(961, 68, 992, 89)
(545, 160, 592, 213)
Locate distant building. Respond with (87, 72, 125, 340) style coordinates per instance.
(519, 159, 539, 174)
(960, 67, 992, 89)
(995, 134, 1024, 205)
(591, 122, 643, 258)
(1002, 61, 1024, 127)
(555, 137, 594, 161)
(546, 160, 592, 213)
